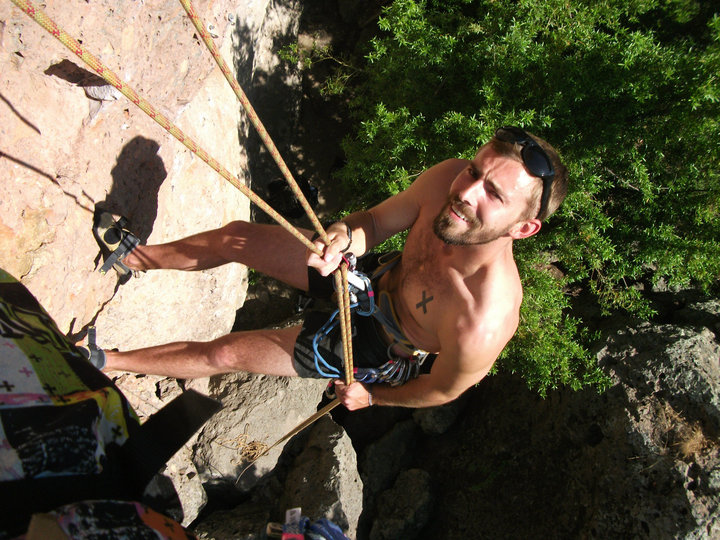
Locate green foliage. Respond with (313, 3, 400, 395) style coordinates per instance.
(335, 0, 720, 395)
(277, 39, 359, 96)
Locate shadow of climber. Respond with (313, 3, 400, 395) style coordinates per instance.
(96, 136, 167, 244)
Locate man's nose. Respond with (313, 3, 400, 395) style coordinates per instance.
(456, 179, 485, 204)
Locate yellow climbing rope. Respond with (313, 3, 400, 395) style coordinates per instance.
(9, 0, 356, 387)
(10, 0, 362, 478)
(176, 0, 356, 383)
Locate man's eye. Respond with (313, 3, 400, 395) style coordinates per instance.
(486, 186, 501, 201)
(468, 166, 479, 179)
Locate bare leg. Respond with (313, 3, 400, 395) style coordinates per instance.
(105, 325, 303, 378)
(122, 221, 313, 291)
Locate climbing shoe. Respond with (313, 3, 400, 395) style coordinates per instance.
(93, 210, 140, 284)
(77, 326, 107, 370)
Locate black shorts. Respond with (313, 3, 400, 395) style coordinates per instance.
(292, 253, 392, 379)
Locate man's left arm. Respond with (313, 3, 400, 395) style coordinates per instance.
(307, 159, 461, 276)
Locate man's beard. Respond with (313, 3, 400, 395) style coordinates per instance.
(432, 197, 509, 246)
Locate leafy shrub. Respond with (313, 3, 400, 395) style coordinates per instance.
(333, 0, 720, 395)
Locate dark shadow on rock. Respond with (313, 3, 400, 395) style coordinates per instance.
(413, 362, 707, 539)
(44, 59, 108, 88)
(231, 2, 321, 230)
(66, 279, 123, 344)
(95, 136, 167, 243)
(0, 91, 41, 134)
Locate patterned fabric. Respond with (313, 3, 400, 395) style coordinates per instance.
(48, 500, 195, 539)
(0, 268, 139, 483)
(0, 268, 165, 538)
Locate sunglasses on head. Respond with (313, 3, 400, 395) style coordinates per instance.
(494, 126, 555, 219)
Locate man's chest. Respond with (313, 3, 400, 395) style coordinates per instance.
(383, 240, 464, 352)
(402, 255, 459, 313)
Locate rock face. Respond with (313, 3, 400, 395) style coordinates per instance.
(197, 293, 717, 540)
(0, 0, 257, 347)
(194, 372, 328, 494)
(1, 0, 315, 529)
(279, 416, 363, 535)
(411, 296, 720, 540)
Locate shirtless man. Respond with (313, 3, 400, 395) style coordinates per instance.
(97, 127, 568, 410)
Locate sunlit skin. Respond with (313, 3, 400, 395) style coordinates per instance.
(105, 143, 545, 411)
(310, 145, 543, 409)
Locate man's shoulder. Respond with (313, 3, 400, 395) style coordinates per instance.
(421, 158, 467, 183)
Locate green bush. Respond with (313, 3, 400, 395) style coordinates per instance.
(334, 0, 720, 395)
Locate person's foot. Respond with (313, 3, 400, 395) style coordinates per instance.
(77, 327, 107, 370)
(92, 210, 140, 284)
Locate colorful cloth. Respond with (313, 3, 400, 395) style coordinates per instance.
(0, 268, 150, 537)
(45, 500, 195, 539)
(0, 268, 139, 483)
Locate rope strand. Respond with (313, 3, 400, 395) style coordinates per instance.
(175, 0, 355, 385)
(177, 0, 329, 245)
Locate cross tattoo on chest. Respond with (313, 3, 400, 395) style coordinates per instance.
(415, 290, 434, 314)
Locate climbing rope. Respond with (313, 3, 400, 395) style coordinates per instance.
(179, 0, 356, 384)
(10, 0, 357, 475)
(177, 0, 326, 245)
(339, 264, 354, 383)
(8, 0, 319, 255)
(179, 0, 354, 386)
(9, 0, 356, 381)
(174, 1, 357, 474)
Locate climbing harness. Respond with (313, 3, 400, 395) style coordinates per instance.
(311, 254, 431, 387)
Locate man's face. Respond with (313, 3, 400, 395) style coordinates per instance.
(433, 145, 537, 246)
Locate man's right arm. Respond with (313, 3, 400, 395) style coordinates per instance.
(306, 186, 422, 275)
(307, 159, 464, 275)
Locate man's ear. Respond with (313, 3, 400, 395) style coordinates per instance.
(509, 218, 542, 240)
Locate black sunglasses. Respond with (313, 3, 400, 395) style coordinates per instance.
(495, 126, 555, 219)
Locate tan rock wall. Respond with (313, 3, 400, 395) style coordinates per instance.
(0, 0, 268, 345)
